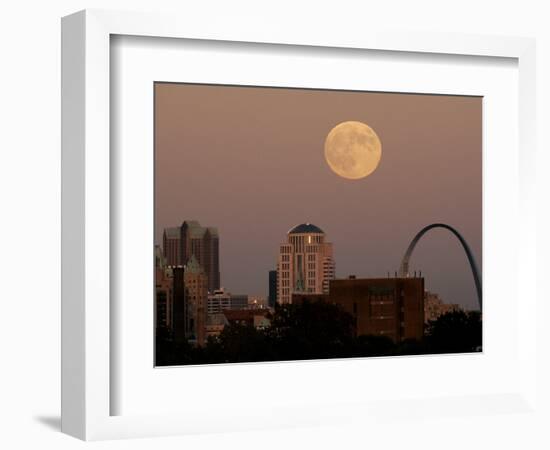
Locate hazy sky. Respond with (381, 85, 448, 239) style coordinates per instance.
(155, 83, 482, 310)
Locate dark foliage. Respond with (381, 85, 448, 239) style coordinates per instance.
(424, 310, 482, 354)
(155, 302, 482, 366)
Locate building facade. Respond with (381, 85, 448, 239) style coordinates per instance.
(424, 291, 461, 323)
(180, 220, 220, 293)
(171, 266, 186, 344)
(207, 288, 249, 315)
(268, 270, 277, 308)
(276, 223, 335, 304)
(155, 245, 173, 330)
(183, 255, 208, 346)
(329, 276, 424, 342)
(162, 227, 181, 266)
(222, 309, 271, 329)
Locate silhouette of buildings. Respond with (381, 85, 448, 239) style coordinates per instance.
(277, 223, 335, 304)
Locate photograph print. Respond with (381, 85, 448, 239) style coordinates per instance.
(154, 82, 482, 366)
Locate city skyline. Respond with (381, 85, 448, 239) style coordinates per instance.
(155, 83, 481, 309)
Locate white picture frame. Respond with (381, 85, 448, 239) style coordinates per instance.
(61, 9, 537, 441)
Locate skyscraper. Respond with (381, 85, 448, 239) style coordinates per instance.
(268, 270, 277, 308)
(180, 220, 220, 293)
(276, 223, 335, 304)
(162, 227, 181, 266)
(155, 245, 173, 330)
(172, 266, 186, 344)
(184, 255, 208, 346)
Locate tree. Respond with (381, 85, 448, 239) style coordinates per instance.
(425, 310, 482, 354)
(352, 334, 396, 357)
(267, 300, 355, 361)
(155, 326, 196, 366)
(214, 323, 274, 363)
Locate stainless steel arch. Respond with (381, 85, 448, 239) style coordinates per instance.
(399, 223, 482, 310)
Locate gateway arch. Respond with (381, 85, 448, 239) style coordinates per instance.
(399, 223, 482, 310)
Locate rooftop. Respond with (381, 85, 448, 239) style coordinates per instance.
(288, 223, 324, 234)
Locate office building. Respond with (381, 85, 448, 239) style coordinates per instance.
(155, 245, 173, 330)
(172, 266, 186, 344)
(162, 227, 181, 266)
(329, 276, 424, 342)
(268, 270, 277, 308)
(184, 255, 208, 346)
(205, 313, 228, 339)
(207, 288, 249, 315)
(180, 220, 220, 293)
(276, 223, 335, 304)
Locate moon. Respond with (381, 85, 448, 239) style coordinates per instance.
(324, 121, 382, 180)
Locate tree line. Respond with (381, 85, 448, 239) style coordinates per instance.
(156, 300, 482, 366)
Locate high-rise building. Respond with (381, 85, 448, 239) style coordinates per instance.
(329, 276, 424, 342)
(268, 270, 277, 308)
(276, 223, 335, 304)
(162, 227, 181, 266)
(180, 220, 220, 293)
(171, 266, 186, 344)
(155, 245, 173, 330)
(184, 255, 208, 346)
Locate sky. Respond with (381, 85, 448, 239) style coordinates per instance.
(155, 83, 482, 310)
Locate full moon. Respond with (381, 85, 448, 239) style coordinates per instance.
(324, 121, 382, 180)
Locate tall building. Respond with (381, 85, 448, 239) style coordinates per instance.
(184, 255, 208, 346)
(276, 223, 335, 304)
(171, 266, 186, 344)
(329, 276, 424, 342)
(268, 270, 277, 308)
(155, 245, 173, 330)
(180, 220, 220, 293)
(162, 227, 181, 266)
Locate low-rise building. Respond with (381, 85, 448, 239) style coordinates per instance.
(207, 288, 249, 315)
(222, 309, 271, 329)
(424, 291, 461, 323)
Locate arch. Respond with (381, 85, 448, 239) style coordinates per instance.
(399, 223, 482, 310)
